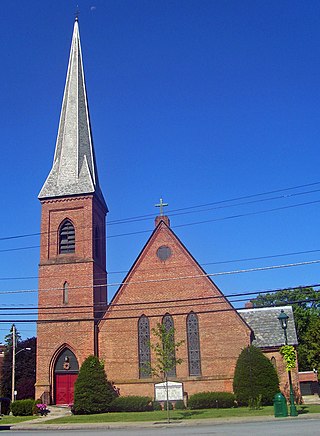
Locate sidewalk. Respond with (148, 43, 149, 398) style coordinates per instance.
(10, 411, 320, 431)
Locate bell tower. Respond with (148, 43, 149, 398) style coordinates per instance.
(35, 19, 108, 403)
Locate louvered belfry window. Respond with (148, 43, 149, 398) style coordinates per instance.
(187, 312, 201, 376)
(59, 220, 75, 254)
(138, 315, 151, 378)
(162, 313, 176, 377)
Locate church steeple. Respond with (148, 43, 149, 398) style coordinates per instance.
(39, 19, 106, 207)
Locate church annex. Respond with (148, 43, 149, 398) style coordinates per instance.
(35, 20, 299, 405)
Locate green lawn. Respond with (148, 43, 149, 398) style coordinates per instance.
(45, 404, 320, 424)
(0, 416, 38, 425)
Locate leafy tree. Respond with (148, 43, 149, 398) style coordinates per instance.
(250, 287, 320, 370)
(0, 325, 36, 399)
(149, 322, 184, 422)
(73, 355, 116, 414)
(149, 323, 184, 380)
(233, 345, 279, 406)
(298, 317, 320, 372)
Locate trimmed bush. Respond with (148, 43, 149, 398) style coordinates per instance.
(73, 356, 116, 415)
(109, 396, 152, 412)
(0, 398, 11, 415)
(233, 345, 279, 406)
(188, 392, 235, 409)
(152, 401, 162, 410)
(11, 399, 35, 416)
(174, 400, 186, 410)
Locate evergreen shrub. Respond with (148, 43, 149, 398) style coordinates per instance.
(109, 396, 152, 412)
(0, 398, 11, 415)
(10, 399, 35, 416)
(152, 401, 162, 410)
(73, 356, 116, 415)
(233, 345, 279, 406)
(174, 400, 186, 410)
(188, 392, 235, 409)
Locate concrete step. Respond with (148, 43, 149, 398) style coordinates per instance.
(302, 395, 320, 405)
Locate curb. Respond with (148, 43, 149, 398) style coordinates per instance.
(9, 412, 320, 431)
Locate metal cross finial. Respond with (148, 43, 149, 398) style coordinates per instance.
(155, 197, 168, 216)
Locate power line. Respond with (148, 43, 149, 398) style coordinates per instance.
(1, 258, 320, 295)
(1, 247, 320, 282)
(0, 281, 319, 310)
(1, 296, 319, 324)
(1, 197, 320, 255)
(1, 181, 320, 244)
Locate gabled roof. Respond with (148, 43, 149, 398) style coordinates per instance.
(39, 19, 106, 207)
(238, 305, 298, 347)
(105, 219, 250, 332)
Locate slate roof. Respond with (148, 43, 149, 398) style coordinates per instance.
(238, 305, 298, 348)
(39, 19, 106, 207)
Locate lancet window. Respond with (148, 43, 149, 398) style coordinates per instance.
(162, 313, 176, 377)
(138, 315, 151, 378)
(187, 312, 201, 376)
(63, 282, 69, 305)
(59, 220, 75, 254)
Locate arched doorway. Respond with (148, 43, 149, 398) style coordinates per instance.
(54, 348, 79, 405)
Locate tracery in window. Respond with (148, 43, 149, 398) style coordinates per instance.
(162, 313, 176, 377)
(59, 220, 75, 254)
(187, 312, 201, 376)
(138, 315, 151, 378)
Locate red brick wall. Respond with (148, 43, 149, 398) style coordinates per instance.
(263, 349, 301, 402)
(36, 194, 107, 402)
(99, 221, 252, 398)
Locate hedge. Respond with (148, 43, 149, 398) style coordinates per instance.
(188, 392, 236, 409)
(174, 400, 186, 410)
(11, 399, 35, 416)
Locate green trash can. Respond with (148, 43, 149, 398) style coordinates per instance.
(273, 393, 288, 417)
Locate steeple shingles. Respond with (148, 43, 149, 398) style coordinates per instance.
(39, 19, 106, 207)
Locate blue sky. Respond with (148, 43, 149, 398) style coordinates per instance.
(1, 0, 320, 342)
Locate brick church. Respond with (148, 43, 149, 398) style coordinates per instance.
(35, 20, 299, 405)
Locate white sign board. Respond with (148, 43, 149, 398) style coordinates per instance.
(154, 381, 183, 401)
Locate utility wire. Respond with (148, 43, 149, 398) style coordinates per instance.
(1, 296, 320, 324)
(1, 197, 320, 254)
(1, 181, 320, 243)
(1, 247, 320, 282)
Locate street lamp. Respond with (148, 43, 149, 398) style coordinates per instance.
(278, 309, 298, 417)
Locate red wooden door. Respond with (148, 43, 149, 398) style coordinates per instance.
(55, 374, 78, 405)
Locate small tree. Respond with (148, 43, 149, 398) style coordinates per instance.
(149, 322, 184, 422)
(233, 345, 279, 406)
(73, 355, 116, 414)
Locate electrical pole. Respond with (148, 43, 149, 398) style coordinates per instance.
(11, 324, 16, 403)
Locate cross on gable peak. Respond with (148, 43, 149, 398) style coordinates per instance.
(155, 197, 168, 216)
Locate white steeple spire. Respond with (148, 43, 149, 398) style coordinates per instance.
(39, 19, 105, 206)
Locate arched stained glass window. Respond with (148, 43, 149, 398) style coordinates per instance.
(187, 312, 201, 376)
(162, 313, 176, 377)
(63, 282, 68, 305)
(138, 315, 151, 378)
(59, 220, 75, 254)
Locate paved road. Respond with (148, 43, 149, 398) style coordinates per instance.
(2, 417, 320, 435)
